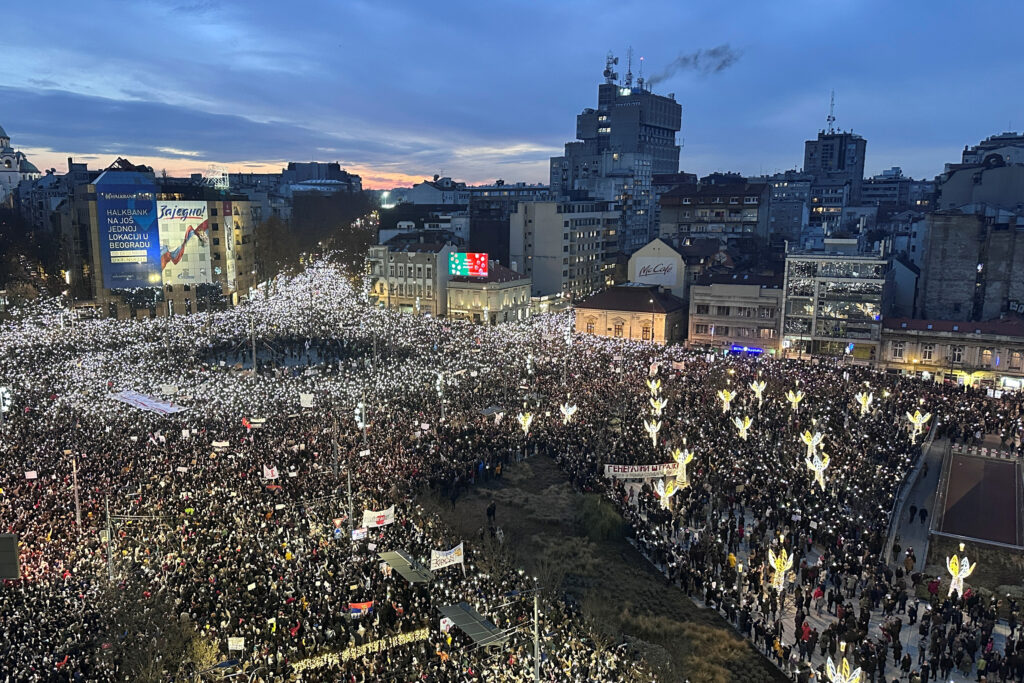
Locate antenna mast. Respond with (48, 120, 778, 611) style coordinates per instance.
(603, 51, 619, 85)
(826, 90, 836, 134)
(637, 56, 645, 91)
(625, 46, 634, 88)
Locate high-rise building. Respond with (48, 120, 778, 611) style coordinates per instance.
(803, 130, 867, 201)
(550, 53, 682, 254)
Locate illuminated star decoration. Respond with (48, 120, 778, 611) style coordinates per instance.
(671, 447, 695, 488)
(643, 419, 662, 447)
(559, 402, 577, 425)
(906, 410, 931, 444)
(800, 430, 824, 459)
(646, 378, 662, 397)
(749, 380, 766, 408)
(717, 388, 735, 413)
(786, 389, 804, 412)
(653, 477, 678, 510)
(517, 412, 533, 436)
(946, 554, 976, 597)
(650, 397, 668, 417)
(732, 415, 753, 441)
(826, 657, 862, 683)
(767, 547, 793, 591)
(854, 391, 873, 417)
(805, 451, 830, 491)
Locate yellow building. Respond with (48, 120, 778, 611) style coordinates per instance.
(447, 261, 531, 324)
(575, 285, 685, 344)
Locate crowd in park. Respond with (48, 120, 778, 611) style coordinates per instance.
(1, 261, 1023, 682)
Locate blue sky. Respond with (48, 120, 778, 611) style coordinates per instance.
(2, 1, 1022, 188)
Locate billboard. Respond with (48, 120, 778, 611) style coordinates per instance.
(97, 183, 160, 289)
(634, 257, 677, 287)
(448, 252, 488, 277)
(222, 201, 236, 288)
(158, 201, 212, 284)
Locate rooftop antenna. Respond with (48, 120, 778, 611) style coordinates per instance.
(625, 46, 634, 88)
(637, 56, 645, 91)
(603, 51, 619, 84)
(826, 90, 836, 134)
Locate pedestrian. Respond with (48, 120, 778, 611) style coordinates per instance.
(486, 500, 496, 526)
(909, 504, 917, 522)
(919, 507, 928, 526)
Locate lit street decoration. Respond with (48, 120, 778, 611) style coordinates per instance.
(854, 391, 873, 417)
(800, 430, 824, 458)
(906, 410, 931, 443)
(671, 447, 694, 488)
(946, 553, 976, 597)
(649, 397, 668, 416)
(643, 419, 662, 447)
(560, 403, 577, 424)
(767, 547, 793, 591)
(717, 388, 735, 413)
(646, 378, 661, 396)
(749, 380, 766, 407)
(805, 451, 830, 491)
(517, 412, 533, 435)
(732, 415, 753, 441)
(826, 657, 862, 683)
(653, 477, 678, 510)
(786, 389, 804, 412)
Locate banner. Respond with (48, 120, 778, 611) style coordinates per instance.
(299, 393, 315, 408)
(262, 465, 279, 480)
(227, 637, 245, 651)
(290, 627, 430, 672)
(430, 542, 464, 571)
(362, 505, 395, 528)
(111, 390, 186, 415)
(603, 463, 679, 479)
(349, 601, 374, 618)
(440, 617, 454, 633)
(96, 181, 160, 289)
(634, 257, 677, 287)
(157, 201, 211, 284)
(222, 201, 237, 288)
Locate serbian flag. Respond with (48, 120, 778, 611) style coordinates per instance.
(349, 601, 374, 618)
(262, 465, 279, 480)
(242, 417, 252, 430)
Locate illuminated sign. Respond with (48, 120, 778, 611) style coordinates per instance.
(97, 182, 160, 289)
(448, 252, 488, 277)
(158, 201, 212, 284)
(730, 345, 764, 356)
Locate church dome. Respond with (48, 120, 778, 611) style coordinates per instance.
(0, 124, 7, 139)
(19, 159, 40, 174)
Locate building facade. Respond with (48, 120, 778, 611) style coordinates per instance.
(575, 284, 685, 344)
(658, 181, 770, 244)
(446, 261, 531, 324)
(368, 238, 455, 316)
(627, 238, 686, 299)
(803, 130, 867, 204)
(687, 274, 784, 354)
(781, 239, 888, 360)
(509, 198, 619, 299)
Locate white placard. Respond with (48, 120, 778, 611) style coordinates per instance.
(228, 637, 245, 651)
(299, 393, 315, 408)
(25, 470, 38, 480)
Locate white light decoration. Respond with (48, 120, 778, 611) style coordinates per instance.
(643, 419, 662, 447)
(805, 451, 830, 491)
(646, 378, 662, 396)
(671, 447, 695, 488)
(653, 477, 678, 510)
(717, 388, 735, 413)
(749, 380, 766, 407)
(732, 415, 753, 441)
(946, 553, 976, 597)
(560, 403, 577, 425)
(517, 412, 533, 435)
(649, 397, 668, 416)
(786, 389, 804, 412)
(800, 430, 824, 459)
(906, 409, 931, 443)
(854, 391, 873, 417)
(767, 547, 793, 591)
(826, 657, 862, 683)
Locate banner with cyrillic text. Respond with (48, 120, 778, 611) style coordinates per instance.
(603, 463, 679, 479)
(430, 542, 464, 571)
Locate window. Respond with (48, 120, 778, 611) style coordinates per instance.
(922, 344, 934, 361)
(758, 307, 774, 319)
(212, 222, 219, 232)
(759, 328, 776, 339)
(586, 322, 595, 334)
(981, 348, 993, 367)
(892, 341, 904, 359)
(212, 238, 220, 246)
(716, 306, 730, 316)
(695, 304, 709, 315)
(211, 207, 219, 217)
(389, 265, 395, 276)
(613, 323, 624, 338)
(642, 326, 652, 341)
(695, 324, 709, 335)
(1010, 351, 1022, 370)
(950, 345, 964, 363)
(426, 267, 431, 279)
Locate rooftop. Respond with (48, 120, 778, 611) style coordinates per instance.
(694, 273, 783, 288)
(575, 285, 685, 314)
(884, 317, 1024, 338)
(449, 262, 528, 285)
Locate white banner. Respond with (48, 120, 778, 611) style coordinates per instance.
(603, 463, 679, 479)
(262, 465, 279, 480)
(362, 505, 395, 528)
(111, 390, 186, 415)
(299, 393, 315, 408)
(430, 542, 464, 571)
(634, 257, 677, 287)
(228, 637, 245, 651)
(440, 617, 454, 633)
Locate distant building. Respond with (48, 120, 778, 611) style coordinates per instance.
(377, 203, 469, 245)
(755, 171, 812, 246)
(282, 162, 361, 192)
(781, 238, 888, 359)
(658, 180, 771, 244)
(687, 273, 784, 354)
(861, 167, 934, 210)
(367, 234, 456, 316)
(803, 130, 867, 203)
(955, 131, 1024, 169)
(575, 284, 685, 344)
(446, 261, 531, 324)
(627, 238, 686, 299)
(404, 176, 470, 205)
(467, 182, 549, 267)
(509, 198, 619, 299)
(550, 53, 682, 253)
(0, 124, 41, 205)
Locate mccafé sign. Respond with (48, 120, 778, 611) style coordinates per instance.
(635, 257, 677, 286)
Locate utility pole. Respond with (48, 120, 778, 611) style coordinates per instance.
(72, 454, 82, 531)
(105, 495, 114, 583)
(533, 592, 540, 683)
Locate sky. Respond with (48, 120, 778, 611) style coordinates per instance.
(3, 1, 1023, 189)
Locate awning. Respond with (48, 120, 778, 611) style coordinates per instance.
(378, 550, 433, 584)
(437, 602, 508, 647)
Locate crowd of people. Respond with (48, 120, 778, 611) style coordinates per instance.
(1, 260, 1023, 682)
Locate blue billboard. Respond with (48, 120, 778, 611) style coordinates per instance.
(96, 181, 160, 289)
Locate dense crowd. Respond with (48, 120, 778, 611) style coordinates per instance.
(1, 261, 1022, 682)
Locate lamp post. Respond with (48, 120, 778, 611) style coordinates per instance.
(649, 297, 656, 342)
